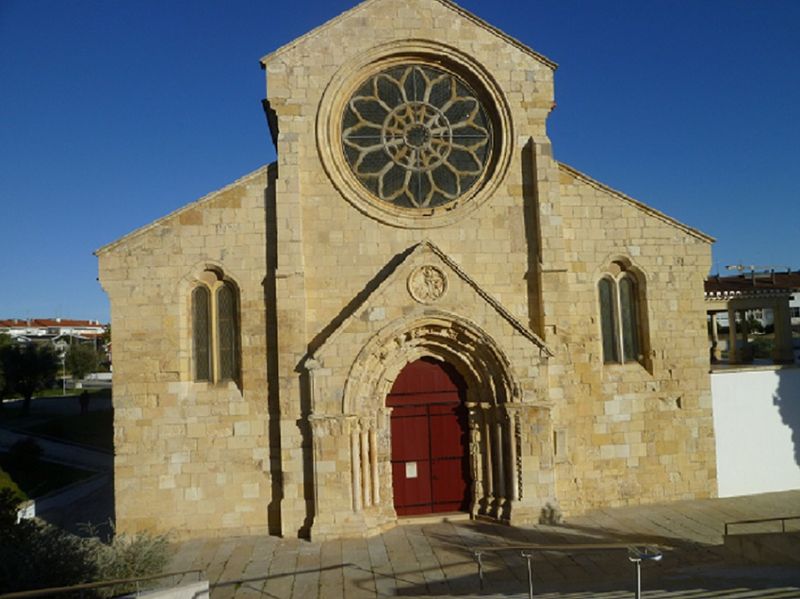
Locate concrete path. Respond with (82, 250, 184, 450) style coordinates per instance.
(167, 490, 800, 598)
(0, 393, 112, 417)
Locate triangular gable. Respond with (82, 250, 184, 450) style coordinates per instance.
(558, 162, 715, 244)
(95, 164, 272, 256)
(312, 239, 552, 364)
(260, 0, 557, 71)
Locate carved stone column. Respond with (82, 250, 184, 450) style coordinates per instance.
(494, 412, 507, 519)
(370, 426, 380, 505)
(467, 403, 483, 517)
(350, 421, 362, 513)
(360, 424, 371, 507)
(481, 405, 494, 516)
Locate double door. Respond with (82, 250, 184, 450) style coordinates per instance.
(386, 359, 469, 516)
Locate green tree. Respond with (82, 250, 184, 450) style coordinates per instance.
(0, 344, 59, 416)
(745, 315, 764, 334)
(65, 343, 101, 381)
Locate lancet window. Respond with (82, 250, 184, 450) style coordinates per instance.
(598, 262, 644, 364)
(191, 271, 240, 383)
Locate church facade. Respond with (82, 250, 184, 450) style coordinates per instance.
(97, 0, 717, 541)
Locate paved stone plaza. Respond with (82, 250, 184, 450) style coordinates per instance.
(167, 490, 800, 598)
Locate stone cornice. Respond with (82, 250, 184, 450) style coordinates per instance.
(95, 164, 272, 256)
(558, 162, 715, 244)
(311, 239, 552, 364)
(422, 241, 552, 355)
(260, 0, 557, 71)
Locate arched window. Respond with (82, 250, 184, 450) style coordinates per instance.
(598, 277, 619, 363)
(618, 275, 640, 362)
(192, 286, 211, 381)
(191, 271, 241, 383)
(598, 263, 644, 364)
(216, 282, 239, 381)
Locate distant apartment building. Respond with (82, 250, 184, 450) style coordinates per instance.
(0, 318, 107, 343)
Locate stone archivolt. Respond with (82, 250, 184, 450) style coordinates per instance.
(303, 240, 553, 537)
(309, 310, 549, 537)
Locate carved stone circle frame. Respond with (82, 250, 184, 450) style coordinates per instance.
(317, 41, 513, 229)
(341, 64, 492, 210)
(407, 264, 448, 304)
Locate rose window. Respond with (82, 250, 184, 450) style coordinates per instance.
(342, 65, 493, 210)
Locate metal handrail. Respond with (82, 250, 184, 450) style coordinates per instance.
(724, 515, 800, 536)
(0, 569, 204, 599)
(471, 542, 665, 598)
(471, 542, 657, 552)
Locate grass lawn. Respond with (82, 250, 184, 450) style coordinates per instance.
(36, 387, 112, 399)
(22, 410, 114, 451)
(0, 454, 94, 500)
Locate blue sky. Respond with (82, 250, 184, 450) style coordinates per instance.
(1, 0, 798, 322)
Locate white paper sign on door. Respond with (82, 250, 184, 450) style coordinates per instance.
(405, 462, 418, 479)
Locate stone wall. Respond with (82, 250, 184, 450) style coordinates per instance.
(98, 167, 274, 537)
(99, 0, 717, 540)
(263, 0, 558, 536)
(550, 165, 717, 512)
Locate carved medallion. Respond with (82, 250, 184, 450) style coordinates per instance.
(408, 265, 448, 304)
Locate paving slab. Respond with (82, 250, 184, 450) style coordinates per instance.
(167, 490, 800, 598)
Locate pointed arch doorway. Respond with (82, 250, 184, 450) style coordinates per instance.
(386, 357, 470, 516)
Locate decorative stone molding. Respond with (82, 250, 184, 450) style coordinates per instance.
(407, 264, 448, 304)
(340, 311, 523, 416)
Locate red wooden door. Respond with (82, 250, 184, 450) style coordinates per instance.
(386, 358, 469, 516)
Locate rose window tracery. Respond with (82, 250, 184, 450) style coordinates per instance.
(342, 64, 493, 210)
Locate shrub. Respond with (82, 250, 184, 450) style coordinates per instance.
(0, 467, 25, 503)
(90, 528, 171, 597)
(539, 502, 564, 525)
(0, 493, 169, 596)
(0, 488, 98, 594)
(0, 488, 20, 531)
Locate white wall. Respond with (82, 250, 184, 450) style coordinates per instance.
(712, 367, 800, 497)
